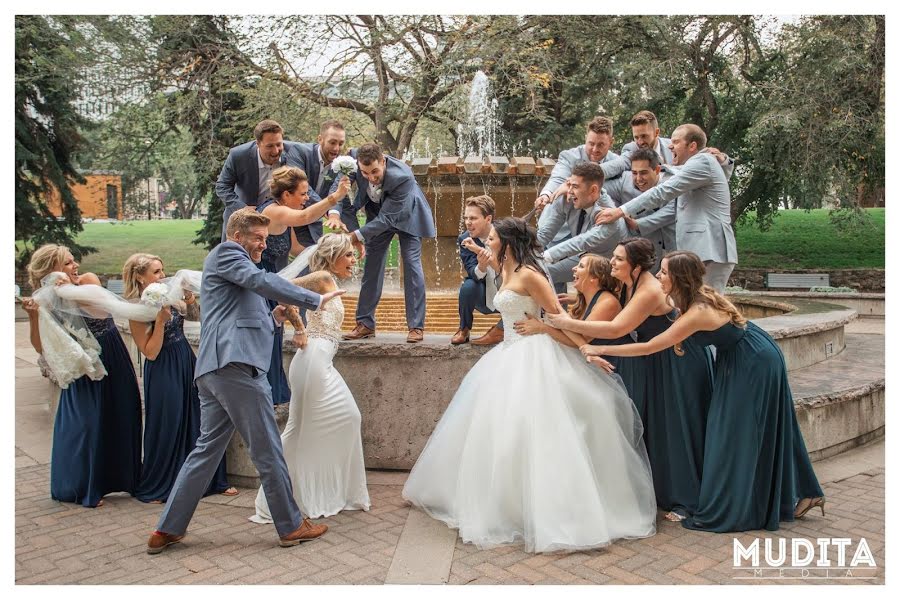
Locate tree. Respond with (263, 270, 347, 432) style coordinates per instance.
(15, 16, 94, 267)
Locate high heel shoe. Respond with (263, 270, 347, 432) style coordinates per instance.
(794, 496, 826, 518)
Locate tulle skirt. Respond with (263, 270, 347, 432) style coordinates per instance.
(402, 333, 657, 553)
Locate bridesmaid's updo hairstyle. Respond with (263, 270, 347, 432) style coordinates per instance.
(618, 237, 656, 274)
(270, 166, 309, 201)
(122, 253, 163, 299)
(493, 217, 545, 275)
(27, 244, 69, 290)
(570, 254, 617, 320)
(663, 251, 746, 328)
(309, 233, 356, 275)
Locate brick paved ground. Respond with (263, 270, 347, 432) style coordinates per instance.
(14, 461, 885, 584)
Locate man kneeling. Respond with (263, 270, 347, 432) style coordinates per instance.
(453, 195, 504, 346)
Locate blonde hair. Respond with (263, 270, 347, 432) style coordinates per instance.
(269, 166, 308, 201)
(226, 207, 270, 239)
(122, 253, 163, 299)
(309, 233, 355, 274)
(664, 251, 746, 327)
(569, 254, 618, 320)
(27, 244, 69, 290)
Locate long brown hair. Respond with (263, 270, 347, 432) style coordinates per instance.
(663, 251, 746, 327)
(570, 254, 618, 320)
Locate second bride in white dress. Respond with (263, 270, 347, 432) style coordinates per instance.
(251, 234, 370, 522)
(403, 217, 657, 553)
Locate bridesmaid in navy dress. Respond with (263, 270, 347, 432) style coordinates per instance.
(256, 166, 348, 404)
(547, 238, 714, 522)
(582, 251, 824, 532)
(24, 244, 142, 508)
(123, 254, 236, 503)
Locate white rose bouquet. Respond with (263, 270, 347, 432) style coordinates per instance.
(332, 155, 357, 176)
(141, 282, 187, 314)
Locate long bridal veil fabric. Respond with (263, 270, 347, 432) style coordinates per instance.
(277, 244, 320, 280)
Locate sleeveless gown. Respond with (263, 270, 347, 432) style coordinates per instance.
(618, 277, 714, 518)
(581, 290, 635, 383)
(135, 312, 231, 502)
(683, 321, 824, 532)
(403, 290, 657, 553)
(251, 293, 370, 520)
(50, 317, 142, 507)
(256, 199, 292, 405)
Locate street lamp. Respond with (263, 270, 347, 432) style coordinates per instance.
(144, 139, 152, 220)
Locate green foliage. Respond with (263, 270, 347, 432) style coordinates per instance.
(15, 16, 94, 267)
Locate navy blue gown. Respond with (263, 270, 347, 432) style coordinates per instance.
(135, 312, 231, 502)
(50, 317, 142, 507)
(256, 199, 293, 405)
(683, 321, 824, 532)
(581, 290, 635, 389)
(620, 277, 714, 517)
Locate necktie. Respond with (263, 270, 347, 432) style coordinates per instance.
(576, 209, 587, 235)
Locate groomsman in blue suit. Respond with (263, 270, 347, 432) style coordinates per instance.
(334, 143, 436, 343)
(287, 119, 350, 246)
(452, 195, 504, 346)
(533, 116, 619, 245)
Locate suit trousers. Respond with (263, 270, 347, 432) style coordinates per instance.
(457, 278, 503, 330)
(357, 229, 426, 330)
(157, 363, 302, 538)
(703, 261, 736, 293)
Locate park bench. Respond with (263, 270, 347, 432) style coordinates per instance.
(105, 279, 125, 295)
(765, 273, 830, 289)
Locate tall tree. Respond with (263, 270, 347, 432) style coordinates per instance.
(15, 16, 94, 267)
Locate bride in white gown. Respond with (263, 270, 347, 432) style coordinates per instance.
(402, 217, 657, 553)
(251, 234, 370, 522)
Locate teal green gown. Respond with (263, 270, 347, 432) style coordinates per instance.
(683, 321, 823, 532)
(620, 279, 714, 517)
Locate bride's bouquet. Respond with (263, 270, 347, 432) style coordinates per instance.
(332, 155, 357, 176)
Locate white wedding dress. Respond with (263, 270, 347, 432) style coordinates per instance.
(402, 289, 657, 553)
(251, 295, 370, 521)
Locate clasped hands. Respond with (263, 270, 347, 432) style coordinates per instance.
(461, 237, 499, 272)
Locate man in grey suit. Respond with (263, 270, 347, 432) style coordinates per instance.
(215, 119, 341, 243)
(147, 208, 346, 554)
(596, 124, 738, 291)
(599, 110, 673, 180)
(334, 143, 436, 343)
(533, 116, 619, 244)
(537, 162, 628, 289)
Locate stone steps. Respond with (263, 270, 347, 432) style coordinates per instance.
(339, 294, 498, 334)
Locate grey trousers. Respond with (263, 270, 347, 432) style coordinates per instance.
(157, 363, 302, 538)
(356, 229, 426, 330)
(703, 261, 736, 293)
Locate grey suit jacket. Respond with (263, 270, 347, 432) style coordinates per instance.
(538, 189, 627, 262)
(620, 153, 738, 265)
(600, 137, 673, 180)
(215, 140, 309, 242)
(195, 241, 323, 379)
(332, 153, 436, 240)
(604, 168, 677, 264)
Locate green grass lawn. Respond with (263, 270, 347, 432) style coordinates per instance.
(16, 209, 884, 275)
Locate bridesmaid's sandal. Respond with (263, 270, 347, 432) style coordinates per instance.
(663, 509, 687, 522)
(794, 496, 826, 519)
(221, 487, 239, 497)
(150, 500, 163, 504)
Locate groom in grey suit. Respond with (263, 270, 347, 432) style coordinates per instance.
(147, 208, 345, 554)
(595, 124, 738, 291)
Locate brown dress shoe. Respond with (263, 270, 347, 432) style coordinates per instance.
(147, 530, 184, 555)
(343, 323, 375, 340)
(450, 328, 470, 345)
(279, 518, 328, 547)
(471, 324, 504, 346)
(407, 328, 424, 343)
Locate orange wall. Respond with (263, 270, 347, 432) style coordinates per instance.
(47, 174, 124, 219)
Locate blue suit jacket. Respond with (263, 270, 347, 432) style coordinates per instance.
(331, 152, 436, 240)
(458, 231, 485, 282)
(195, 241, 322, 379)
(215, 140, 327, 243)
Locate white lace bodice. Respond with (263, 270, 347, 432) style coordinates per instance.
(307, 296, 345, 344)
(494, 289, 542, 343)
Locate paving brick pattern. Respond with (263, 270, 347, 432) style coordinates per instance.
(15, 462, 884, 584)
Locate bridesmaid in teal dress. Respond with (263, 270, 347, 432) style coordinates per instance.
(581, 250, 824, 532)
(547, 239, 714, 522)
